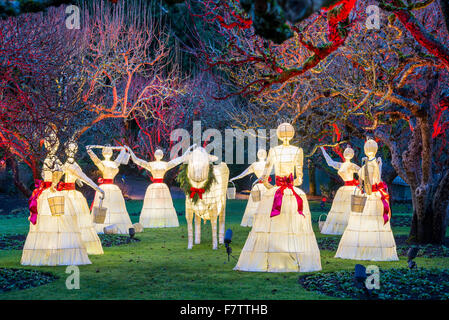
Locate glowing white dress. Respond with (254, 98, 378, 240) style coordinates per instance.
(236, 161, 268, 227)
(132, 157, 181, 228)
(234, 146, 322, 272)
(335, 158, 398, 261)
(321, 153, 360, 235)
(21, 157, 91, 266)
(89, 149, 133, 234)
(63, 161, 104, 255)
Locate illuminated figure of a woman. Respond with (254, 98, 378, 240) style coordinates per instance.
(320, 146, 360, 235)
(335, 139, 398, 261)
(229, 149, 269, 227)
(234, 123, 321, 272)
(21, 129, 91, 266)
(126, 147, 191, 228)
(63, 141, 105, 254)
(87, 145, 133, 234)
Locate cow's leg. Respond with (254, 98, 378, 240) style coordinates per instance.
(218, 199, 226, 244)
(210, 206, 218, 250)
(194, 213, 201, 244)
(186, 203, 194, 249)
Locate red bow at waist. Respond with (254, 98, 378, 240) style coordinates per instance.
(190, 187, 205, 200)
(344, 179, 359, 187)
(151, 177, 164, 183)
(270, 174, 304, 218)
(28, 180, 52, 225)
(372, 182, 391, 225)
(56, 182, 76, 191)
(98, 178, 114, 185)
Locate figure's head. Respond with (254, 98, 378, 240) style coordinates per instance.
(64, 141, 78, 160)
(257, 149, 267, 160)
(102, 146, 113, 160)
(343, 145, 355, 161)
(154, 149, 164, 161)
(43, 124, 59, 154)
(364, 138, 378, 158)
(276, 123, 295, 144)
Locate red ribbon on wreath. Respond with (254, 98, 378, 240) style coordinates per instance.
(190, 187, 205, 200)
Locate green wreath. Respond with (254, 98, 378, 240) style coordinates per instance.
(177, 163, 216, 204)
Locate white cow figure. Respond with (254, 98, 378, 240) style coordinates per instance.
(183, 147, 229, 250)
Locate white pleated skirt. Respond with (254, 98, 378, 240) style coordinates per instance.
(139, 183, 179, 228)
(241, 183, 267, 227)
(65, 189, 103, 255)
(21, 189, 91, 266)
(335, 191, 398, 261)
(321, 185, 357, 235)
(234, 186, 322, 273)
(91, 184, 133, 235)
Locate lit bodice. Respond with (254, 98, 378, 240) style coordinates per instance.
(270, 145, 302, 177)
(252, 161, 267, 178)
(64, 161, 79, 183)
(99, 161, 120, 180)
(338, 162, 359, 182)
(147, 161, 168, 179)
(42, 156, 63, 183)
(359, 159, 381, 185)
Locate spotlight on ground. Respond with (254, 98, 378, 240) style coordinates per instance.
(129, 227, 135, 239)
(224, 229, 233, 262)
(407, 247, 419, 269)
(354, 264, 367, 289)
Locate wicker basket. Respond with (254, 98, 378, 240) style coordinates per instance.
(92, 198, 107, 224)
(47, 195, 65, 216)
(351, 194, 367, 213)
(318, 214, 327, 231)
(226, 181, 236, 200)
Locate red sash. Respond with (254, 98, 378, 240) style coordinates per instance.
(28, 180, 52, 225)
(270, 174, 304, 218)
(151, 177, 164, 183)
(56, 182, 76, 191)
(344, 179, 359, 187)
(372, 182, 391, 224)
(190, 187, 205, 200)
(98, 178, 114, 185)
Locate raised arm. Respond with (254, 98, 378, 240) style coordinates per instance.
(229, 164, 254, 182)
(65, 162, 105, 197)
(294, 148, 304, 186)
(320, 147, 342, 170)
(86, 146, 104, 171)
(125, 146, 150, 169)
(166, 144, 197, 170)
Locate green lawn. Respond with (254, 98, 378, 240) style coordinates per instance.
(0, 200, 447, 300)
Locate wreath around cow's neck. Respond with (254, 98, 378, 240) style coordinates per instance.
(177, 163, 217, 204)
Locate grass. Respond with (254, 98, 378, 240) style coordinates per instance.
(0, 199, 447, 300)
